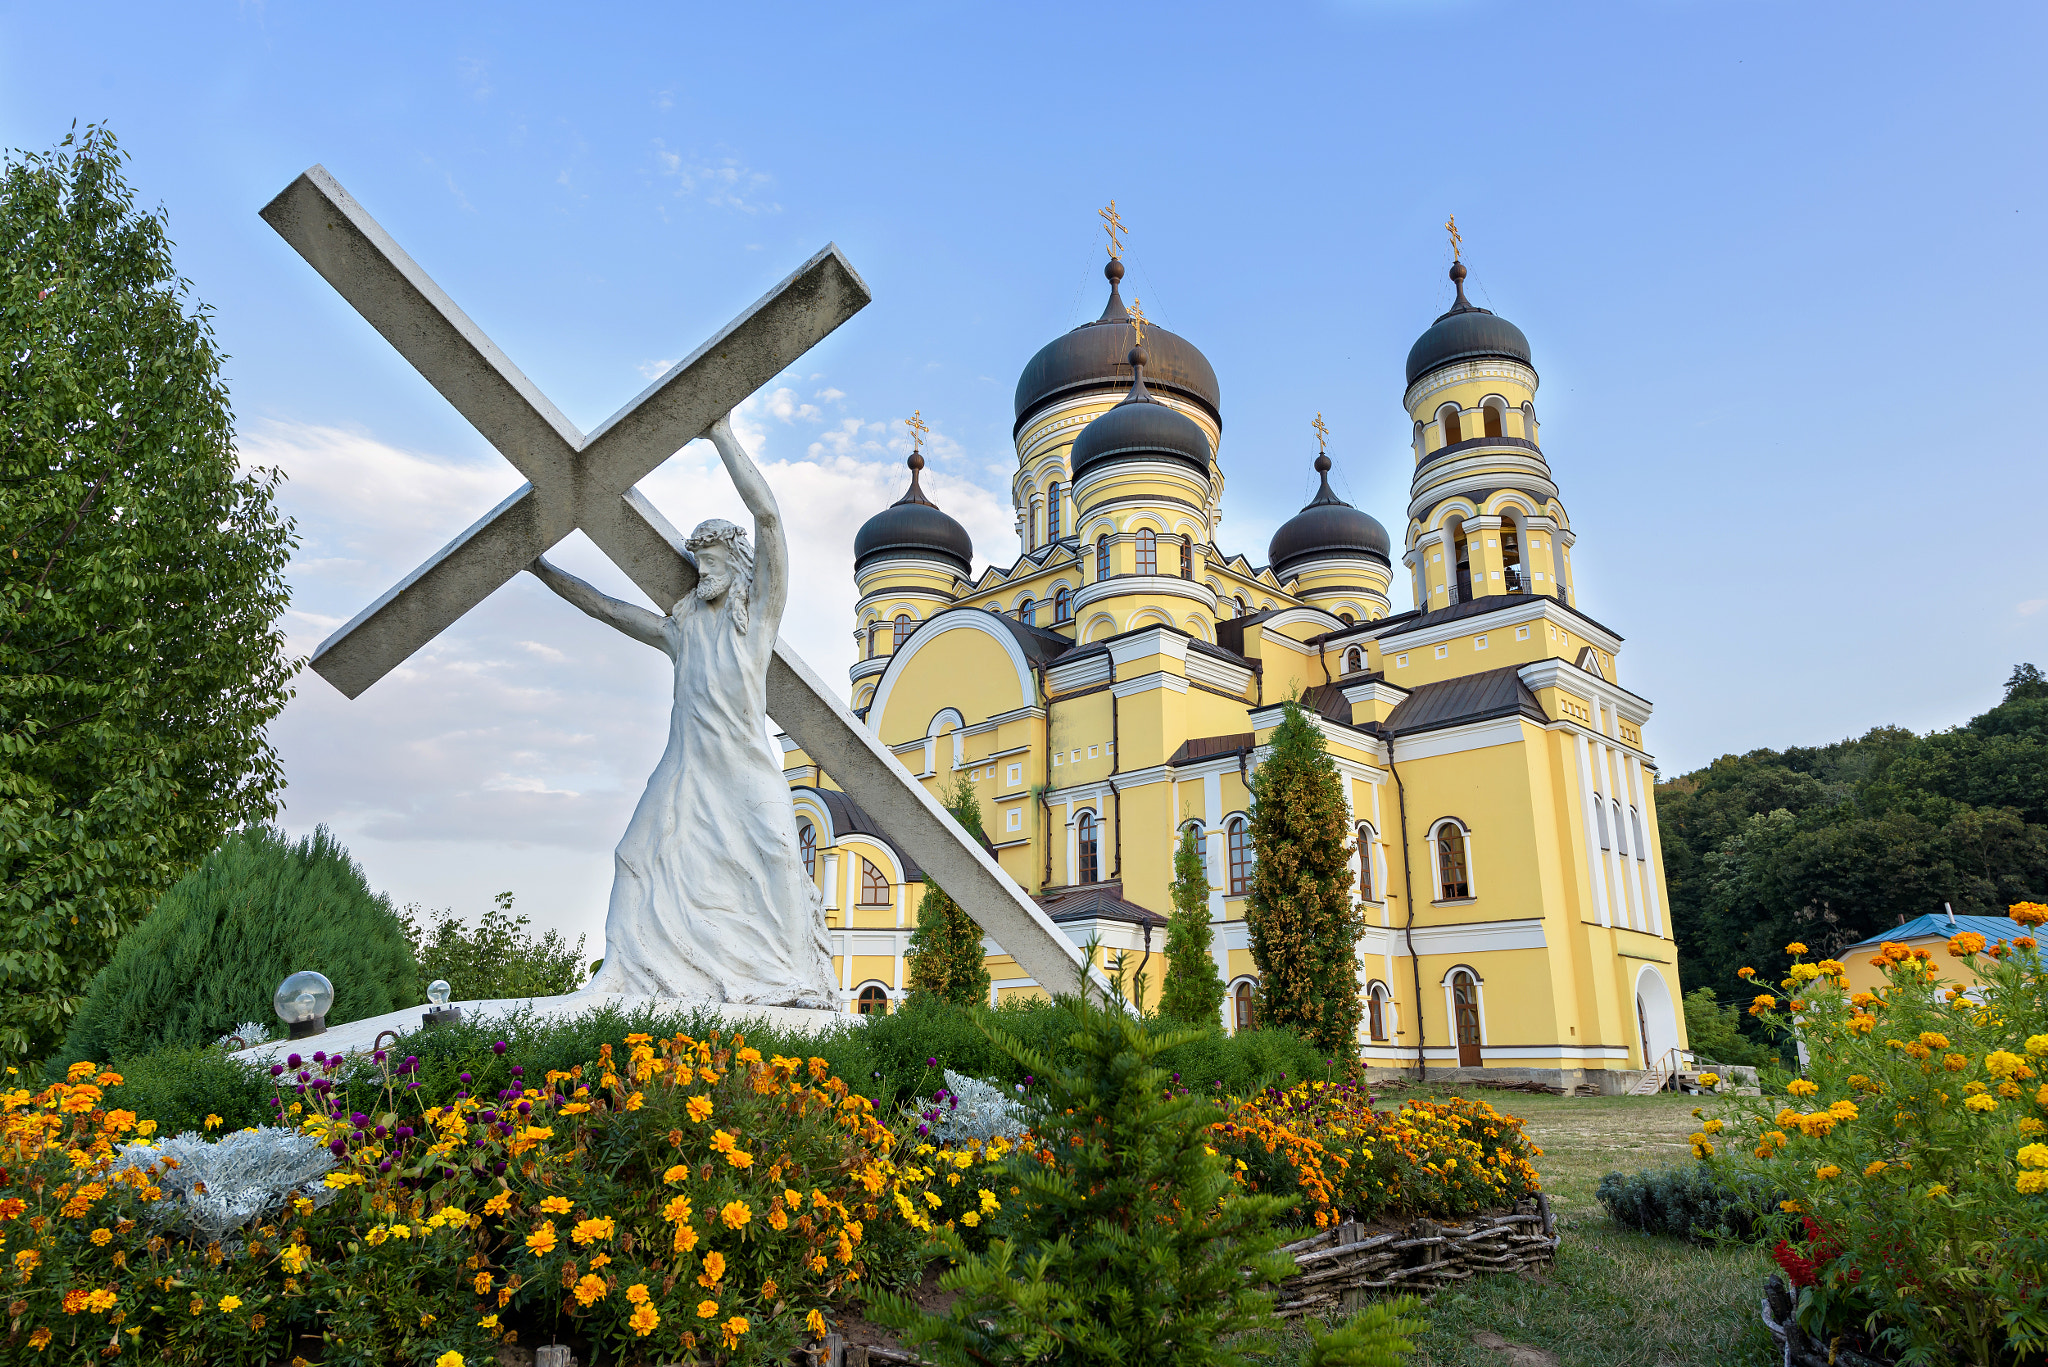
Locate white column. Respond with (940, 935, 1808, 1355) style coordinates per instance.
(1203, 772, 1226, 921)
(1574, 732, 1612, 928)
(823, 853, 840, 910)
(1064, 798, 1076, 886)
(1626, 753, 1663, 936)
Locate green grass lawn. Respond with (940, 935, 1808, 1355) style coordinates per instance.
(1367, 1085, 1777, 1367)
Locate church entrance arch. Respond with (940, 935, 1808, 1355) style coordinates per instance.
(1450, 970, 1482, 1067)
(1634, 965, 1680, 1069)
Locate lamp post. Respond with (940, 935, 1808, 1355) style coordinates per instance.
(423, 979, 462, 1028)
(273, 971, 333, 1040)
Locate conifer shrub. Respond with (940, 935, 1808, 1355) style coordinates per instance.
(1595, 1162, 1772, 1243)
(54, 825, 416, 1068)
(865, 962, 1423, 1367)
(100, 1044, 272, 1136)
(904, 778, 994, 1008)
(1247, 699, 1366, 1056)
(1159, 824, 1226, 1026)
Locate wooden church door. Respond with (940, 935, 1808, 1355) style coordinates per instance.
(1451, 972, 1482, 1067)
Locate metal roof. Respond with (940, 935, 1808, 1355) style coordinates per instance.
(1035, 880, 1167, 928)
(1382, 665, 1548, 738)
(796, 786, 926, 882)
(1168, 732, 1255, 765)
(1841, 914, 2031, 951)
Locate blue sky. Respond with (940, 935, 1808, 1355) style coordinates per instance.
(5, 2, 2044, 939)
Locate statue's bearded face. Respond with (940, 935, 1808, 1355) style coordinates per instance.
(694, 542, 733, 602)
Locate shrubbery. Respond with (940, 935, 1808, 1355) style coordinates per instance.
(403, 890, 588, 1003)
(1703, 907, 2048, 1365)
(1595, 1163, 1773, 1242)
(53, 826, 416, 1070)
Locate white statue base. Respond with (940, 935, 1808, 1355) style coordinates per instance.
(229, 991, 856, 1067)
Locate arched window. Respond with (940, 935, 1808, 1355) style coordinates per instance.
(1096, 534, 1111, 579)
(1047, 483, 1062, 539)
(1439, 404, 1463, 445)
(1339, 612, 1355, 625)
(1234, 595, 1248, 618)
(1227, 817, 1253, 896)
(1054, 587, 1073, 623)
(1180, 533, 1194, 580)
(1367, 984, 1389, 1042)
(1630, 807, 1647, 861)
(859, 858, 890, 906)
(1019, 598, 1036, 628)
(1344, 646, 1364, 674)
(1594, 795, 1611, 850)
(1435, 822, 1471, 900)
(856, 983, 890, 1016)
(1077, 810, 1100, 884)
(1450, 970, 1482, 1066)
(1135, 528, 1157, 576)
(893, 613, 913, 649)
(798, 820, 816, 878)
(1030, 498, 1043, 548)
(1233, 980, 1256, 1031)
(1483, 403, 1504, 439)
(1612, 799, 1627, 856)
(1356, 822, 1375, 902)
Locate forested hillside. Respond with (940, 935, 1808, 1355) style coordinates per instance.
(1659, 664, 2048, 1033)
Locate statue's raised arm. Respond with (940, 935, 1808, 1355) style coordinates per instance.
(704, 415, 787, 646)
(527, 556, 671, 655)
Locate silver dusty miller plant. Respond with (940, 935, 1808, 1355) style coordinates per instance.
(905, 1069, 1030, 1144)
(113, 1127, 337, 1244)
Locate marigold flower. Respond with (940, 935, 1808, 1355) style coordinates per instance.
(1737, 967, 1755, 979)
(1815, 1165, 1840, 1180)
(2019, 1171, 2048, 1195)
(1948, 932, 1987, 957)
(525, 1221, 558, 1256)
(570, 1216, 615, 1245)
(572, 1274, 606, 1306)
(436, 1354, 465, 1367)
(2009, 901, 2047, 927)
(218, 1295, 243, 1313)
(699, 1250, 726, 1286)
(1780, 1199, 1802, 1213)
(2016, 1143, 2048, 1170)
(1784, 942, 1808, 956)
(1698, 1073, 1720, 1087)
(709, 1129, 737, 1153)
(663, 1165, 691, 1185)
(663, 1195, 693, 1223)
(726, 1148, 755, 1169)
(807, 1309, 829, 1335)
(1919, 1031, 1950, 1050)
(721, 1200, 752, 1228)
(698, 1299, 721, 1319)
(768, 1207, 789, 1230)
(1786, 1079, 1818, 1097)
(674, 1223, 700, 1253)
(1926, 1184, 1950, 1198)
(1864, 1160, 1888, 1177)
(722, 1315, 750, 1347)
(630, 1302, 660, 1336)
(1966, 1094, 1999, 1113)
(27, 1328, 51, 1350)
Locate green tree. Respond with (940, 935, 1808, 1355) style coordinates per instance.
(1245, 700, 1364, 1056)
(53, 826, 414, 1069)
(0, 126, 297, 1065)
(1157, 824, 1224, 1026)
(905, 777, 994, 1009)
(401, 891, 587, 1003)
(867, 956, 1423, 1367)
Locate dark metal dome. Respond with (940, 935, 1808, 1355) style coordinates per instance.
(1404, 261, 1533, 388)
(1268, 454, 1391, 575)
(1068, 346, 1213, 481)
(853, 453, 973, 575)
(1014, 260, 1221, 427)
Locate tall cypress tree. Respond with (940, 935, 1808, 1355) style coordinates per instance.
(1245, 699, 1364, 1055)
(905, 777, 994, 1009)
(1158, 824, 1225, 1026)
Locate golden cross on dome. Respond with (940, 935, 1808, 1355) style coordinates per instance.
(1313, 412, 1330, 454)
(1100, 200, 1126, 261)
(1445, 214, 1463, 261)
(904, 410, 928, 452)
(1127, 297, 1147, 346)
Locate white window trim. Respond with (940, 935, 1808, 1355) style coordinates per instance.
(1440, 966, 1490, 1053)
(1427, 817, 1476, 903)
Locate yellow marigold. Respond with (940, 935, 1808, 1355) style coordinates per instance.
(474, 1272, 493, 1294)
(807, 1309, 829, 1335)
(697, 1299, 721, 1319)
(28, 1328, 51, 1350)
(89, 1227, 111, 1246)
(721, 1200, 752, 1229)
(699, 1250, 726, 1286)
(722, 1315, 750, 1347)
(1966, 1094, 1999, 1113)
(572, 1274, 606, 1306)
(663, 1195, 693, 1224)
(1815, 1165, 1841, 1180)
(1786, 1079, 1818, 1097)
(1780, 1199, 1803, 1213)
(525, 1222, 557, 1256)
(768, 1207, 789, 1231)
(1785, 942, 1809, 956)
(2017, 1143, 2048, 1170)
(2022, 1118, 2046, 1135)
(687, 1096, 715, 1124)
(1865, 1160, 1888, 1177)
(709, 1129, 737, 1153)
(1828, 1100, 1859, 1119)
(2027, 1035, 2048, 1058)
(1926, 1184, 1951, 1198)
(570, 1216, 615, 1246)
(1751, 994, 1777, 1015)
(726, 1149, 754, 1170)
(1945, 1054, 1970, 1073)
(218, 1295, 243, 1313)
(1948, 932, 1987, 957)
(1920, 1031, 1951, 1049)
(280, 1243, 307, 1274)
(437, 1355, 465, 1367)
(2020, 1172, 2048, 1196)
(630, 1302, 660, 1336)
(1698, 1073, 1720, 1088)
(483, 1190, 513, 1216)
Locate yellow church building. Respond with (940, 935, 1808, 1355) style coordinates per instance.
(778, 246, 1687, 1089)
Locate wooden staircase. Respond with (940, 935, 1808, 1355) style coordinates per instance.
(1625, 1048, 1694, 1096)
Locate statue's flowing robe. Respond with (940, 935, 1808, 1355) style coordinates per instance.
(585, 588, 836, 1007)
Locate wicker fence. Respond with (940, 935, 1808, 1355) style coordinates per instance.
(1273, 1196, 1559, 1317)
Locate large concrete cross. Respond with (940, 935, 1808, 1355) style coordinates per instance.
(263, 166, 1102, 1002)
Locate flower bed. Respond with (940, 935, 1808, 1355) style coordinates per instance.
(1705, 906, 2048, 1366)
(2, 1031, 916, 1365)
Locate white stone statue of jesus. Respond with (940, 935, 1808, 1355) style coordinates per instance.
(527, 416, 836, 1009)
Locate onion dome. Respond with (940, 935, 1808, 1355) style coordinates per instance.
(853, 451, 973, 576)
(1268, 453, 1391, 575)
(1068, 345, 1213, 482)
(1013, 260, 1221, 426)
(1404, 260, 1533, 388)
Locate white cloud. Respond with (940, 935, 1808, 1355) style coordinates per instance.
(814, 388, 846, 403)
(637, 358, 678, 380)
(2020, 599, 2047, 617)
(650, 141, 781, 214)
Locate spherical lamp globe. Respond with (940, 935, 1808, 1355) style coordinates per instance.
(273, 970, 334, 1039)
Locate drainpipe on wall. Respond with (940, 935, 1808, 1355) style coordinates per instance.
(1038, 663, 1054, 890)
(1109, 653, 1121, 879)
(1388, 732, 1427, 1083)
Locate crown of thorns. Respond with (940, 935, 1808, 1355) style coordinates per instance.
(685, 519, 751, 556)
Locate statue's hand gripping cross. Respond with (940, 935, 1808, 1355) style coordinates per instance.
(263, 166, 1105, 1003)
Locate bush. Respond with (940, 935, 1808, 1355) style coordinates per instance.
(1681, 986, 1778, 1069)
(846, 994, 1331, 1114)
(402, 890, 588, 1002)
(52, 826, 416, 1071)
(1705, 910, 2048, 1365)
(1595, 1163, 1773, 1242)
(100, 1044, 272, 1137)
